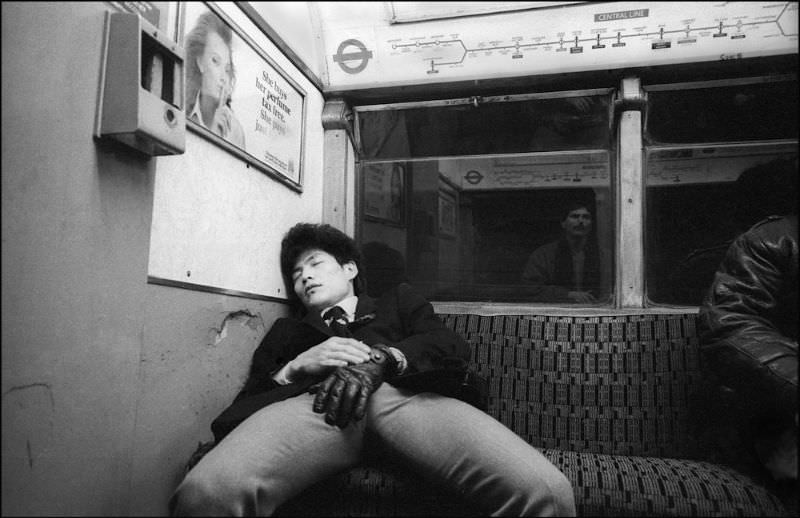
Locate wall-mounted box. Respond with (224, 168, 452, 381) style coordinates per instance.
(96, 11, 185, 156)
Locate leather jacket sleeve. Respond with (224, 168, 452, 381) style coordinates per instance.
(698, 215, 798, 421)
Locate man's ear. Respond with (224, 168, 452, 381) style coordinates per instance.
(343, 261, 359, 281)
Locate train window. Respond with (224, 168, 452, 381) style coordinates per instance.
(645, 79, 798, 144)
(644, 77, 798, 306)
(359, 94, 611, 158)
(356, 92, 615, 304)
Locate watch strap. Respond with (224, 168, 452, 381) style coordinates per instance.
(370, 345, 399, 376)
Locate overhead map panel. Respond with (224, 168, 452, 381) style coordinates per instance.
(322, 1, 798, 90)
(437, 151, 611, 190)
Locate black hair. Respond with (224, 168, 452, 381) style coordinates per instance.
(560, 201, 593, 222)
(734, 157, 798, 227)
(279, 223, 364, 304)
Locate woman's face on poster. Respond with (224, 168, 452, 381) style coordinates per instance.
(197, 30, 232, 103)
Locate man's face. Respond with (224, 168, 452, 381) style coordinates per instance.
(291, 249, 357, 312)
(561, 207, 593, 238)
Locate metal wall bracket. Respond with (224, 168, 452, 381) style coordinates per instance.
(322, 99, 354, 137)
(613, 76, 647, 115)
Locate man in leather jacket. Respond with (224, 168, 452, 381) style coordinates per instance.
(698, 214, 798, 491)
(170, 222, 575, 516)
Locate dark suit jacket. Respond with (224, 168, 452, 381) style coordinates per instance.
(211, 283, 470, 441)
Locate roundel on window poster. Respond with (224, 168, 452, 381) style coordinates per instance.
(465, 170, 484, 185)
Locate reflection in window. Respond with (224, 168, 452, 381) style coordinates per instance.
(358, 94, 611, 159)
(360, 157, 615, 303)
(645, 80, 798, 144)
(356, 92, 614, 304)
(644, 78, 798, 306)
(646, 149, 798, 306)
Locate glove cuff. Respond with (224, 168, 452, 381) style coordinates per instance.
(370, 345, 399, 377)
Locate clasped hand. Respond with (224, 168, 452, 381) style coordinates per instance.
(285, 337, 371, 380)
(310, 354, 388, 429)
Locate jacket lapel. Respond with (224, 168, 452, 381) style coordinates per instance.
(301, 311, 334, 337)
(354, 295, 376, 321)
(299, 295, 378, 337)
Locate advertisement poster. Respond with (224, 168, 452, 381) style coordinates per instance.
(181, 2, 305, 188)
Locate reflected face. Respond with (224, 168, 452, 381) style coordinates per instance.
(292, 249, 357, 312)
(197, 31, 232, 102)
(561, 207, 593, 238)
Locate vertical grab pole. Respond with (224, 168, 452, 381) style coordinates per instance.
(322, 99, 356, 234)
(616, 77, 646, 308)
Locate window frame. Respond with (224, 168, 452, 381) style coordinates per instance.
(354, 87, 619, 310)
(640, 73, 798, 308)
(351, 76, 797, 312)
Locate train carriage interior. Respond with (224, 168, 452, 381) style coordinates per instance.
(2, 1, 797, 516)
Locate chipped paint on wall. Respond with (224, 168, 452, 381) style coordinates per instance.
(211, 310, 265, 345)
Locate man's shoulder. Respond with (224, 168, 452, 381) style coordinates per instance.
(371, 282, 432, 313)
(531, 239, 561, 257)
(267, 315, 305, 333)
(750, 214, 786, 230)
(261, 314, 326, 346)
(393, 282, 433, 302)
(745, 214, 798, 241)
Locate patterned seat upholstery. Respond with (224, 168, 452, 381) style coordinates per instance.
(544, 450, 786, 517)
(277, 451, 786, 517)
(270, 313, 790, 516)
(444, 313, 702, 458)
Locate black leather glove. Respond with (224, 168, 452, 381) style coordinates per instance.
(310, 346, 398, 428)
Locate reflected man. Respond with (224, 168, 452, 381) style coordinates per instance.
(522, 202, 604, 303)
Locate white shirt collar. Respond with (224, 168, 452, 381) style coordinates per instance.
(320, 295, 358, 322)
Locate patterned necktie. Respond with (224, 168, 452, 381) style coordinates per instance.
(323, 306, 352, 337)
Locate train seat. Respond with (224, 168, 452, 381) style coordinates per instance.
(187, 312, 791, 516)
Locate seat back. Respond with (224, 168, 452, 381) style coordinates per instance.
(438, 313, 703, 458)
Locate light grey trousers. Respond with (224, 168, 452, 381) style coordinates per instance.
(170, 384, 576, 516)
